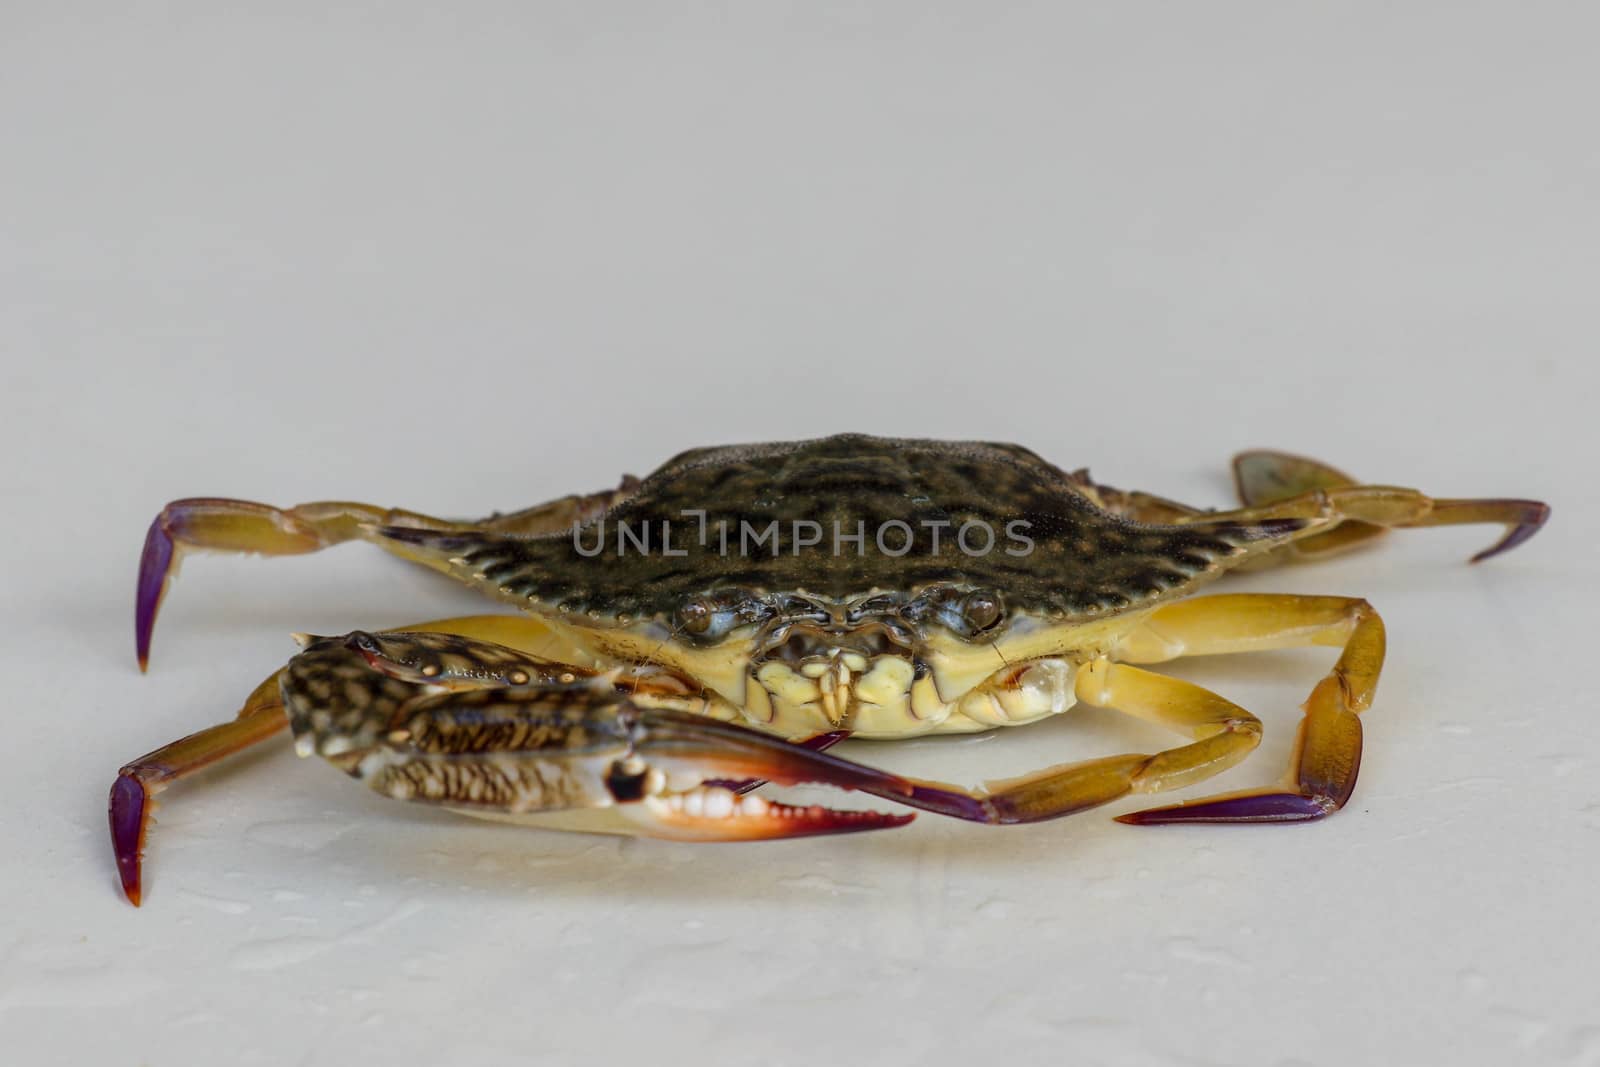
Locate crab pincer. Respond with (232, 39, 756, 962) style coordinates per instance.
(604, 709, 915, 839)
(112, 631, 917, 904)
(279, 633, 919, 842)
(288, 631, 917, 838)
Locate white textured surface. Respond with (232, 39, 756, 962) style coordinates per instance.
(3, 5, 1597, 1065)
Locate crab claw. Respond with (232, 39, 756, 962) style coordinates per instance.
(608, 710, 916, 839)
(619, 783, 914, 840)
(635, 711, 909, 794)
(704, 731, 852, 795)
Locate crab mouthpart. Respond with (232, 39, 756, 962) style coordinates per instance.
(747, 623, 924, 729)
(759, 624, 914, 667)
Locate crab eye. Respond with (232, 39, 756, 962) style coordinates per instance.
(674, 595, 755, 642)
(960, 591, 1004, 633)
(676, 598, 713, 636)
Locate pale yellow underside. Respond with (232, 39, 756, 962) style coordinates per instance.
(389, 609, 1153, 741)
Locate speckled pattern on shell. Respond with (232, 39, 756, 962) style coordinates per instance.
(379, 434, 1308, 622)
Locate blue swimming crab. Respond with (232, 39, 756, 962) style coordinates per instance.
(113, 435, 1548, 905)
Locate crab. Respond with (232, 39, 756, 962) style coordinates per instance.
(113, 435, 1548, 905)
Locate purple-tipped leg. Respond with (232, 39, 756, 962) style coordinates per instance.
(132, 497, 335, 671)
(107, 694, 289, 906)
(1115, 790, 1337, 825)
(1467, 500, 1551, 563)
(134, 515, 175, 673)
(108, 773, 150, 906)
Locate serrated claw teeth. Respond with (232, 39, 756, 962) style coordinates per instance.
(638, 783, 912, 839)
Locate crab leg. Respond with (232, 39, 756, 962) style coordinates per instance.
(1084, 451, 1545, 566)
(109, 673, 287, 905)
(1188, 483, 1548, 564)
(1107, 593, 1383, 823)
(1075, 449, 1362, 526)
(134, 498, 461, 670)
(134, 480, 636, 670)
(1222, 450, 1388, 565)
(882, 664, 1264, 824)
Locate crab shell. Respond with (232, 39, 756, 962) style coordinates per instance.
(379, 435, 1306, 739)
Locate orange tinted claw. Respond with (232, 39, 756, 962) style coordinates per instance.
(625, 785, 914, 841)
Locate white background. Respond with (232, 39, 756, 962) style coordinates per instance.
(3, 5, 1596, 1065)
